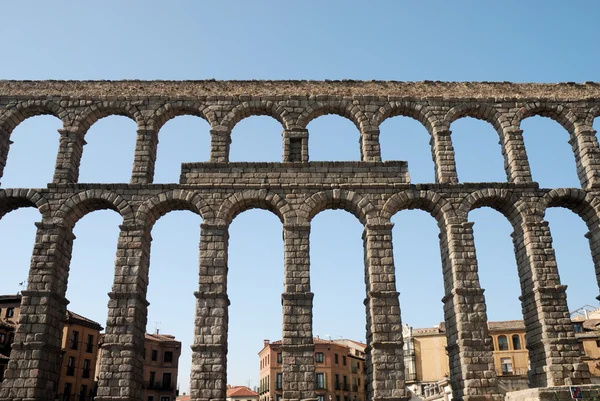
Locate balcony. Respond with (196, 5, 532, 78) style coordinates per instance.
(343, 384, 350, 391)
(352, 385, 358, 392)
(146, 381, 175, 392)
(495, 367, 527, 377)
(335, 383, 341, 391)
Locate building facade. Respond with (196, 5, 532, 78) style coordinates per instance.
(258, 338, 366, 401)
(0, 294, 103, 400)
(226, 385, 258, 401)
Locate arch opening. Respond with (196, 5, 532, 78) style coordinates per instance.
(78, 116, 137, 183)
(146, 210, 203, 396)
(228, 210, 283, 391)
(451, 117, 506, 183)
(154, 116, 211, 183)
(521, 116, 580, 188)
(2, 115, 62, 188)
(379, 116, 434, 183)
(230, 116, 283, 162)
(308, 115, 361, 162)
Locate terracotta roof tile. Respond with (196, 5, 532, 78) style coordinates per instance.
(227, 386, 258, 397)
(66, 310, 103, 331)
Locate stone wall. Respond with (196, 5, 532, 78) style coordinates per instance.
(0, 80, 599, 401)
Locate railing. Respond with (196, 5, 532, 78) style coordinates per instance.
(352, 385, 358, 392)
(145, 381, 175, 391)
(343, 384, 350, 391)
(335, 383, 341, 390)
(495, 367, 528, 377)
(56, 395, 94, 401)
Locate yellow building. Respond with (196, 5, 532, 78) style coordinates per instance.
(143, 332, 182, 401)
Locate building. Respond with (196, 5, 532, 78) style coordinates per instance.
(143, 332, 182, 401)
(0, 294, 103, 400)
(226, 385, 259, 401)
(58, 310, 103, 401)
(258, 337, 366, 401)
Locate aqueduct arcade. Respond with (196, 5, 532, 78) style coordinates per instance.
(0, 80, 600, 401)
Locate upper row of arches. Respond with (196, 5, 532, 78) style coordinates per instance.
(2, 98, 599, 135)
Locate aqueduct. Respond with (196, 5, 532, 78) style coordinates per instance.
(0, 80, 600, 401)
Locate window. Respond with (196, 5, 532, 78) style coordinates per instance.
(335, 373, 340, 390)
(0, 333, 5, 344)
(86, 334, 94, 353)
(151, 349, 158, 361)
(164, 351, 173, 363)
(316, 372, 325, 389)
(343, 375, 348, 391)
(512, 334, 521, 350)
(574, 323, 584, 333)
(70, 330, 79, 350)
(500, 357, 513, 375)
(497, 335, 509, 351)
(315, 352, 324, 363)
(336, 397, 340, 401)
(276, 396, 281, 401)
(149, 371, 156, 386)
(67, 356, 75, 376)
(276, 373, 283, 390)
(317, 396, 325, 401)
(277, 352, 282, 363)
(343, 356, 347, 365)
(335, 353, 339, 364)
(79, 385, 87, 401)
(82, 359, 90, 378)
(160, 397, 170, 401)
(6, 308, 14, 318)
(148, 397, 154, 401)
(63, 383, 72, 400)
(162, 372, 172, 389)
(596, 340, 600, 348)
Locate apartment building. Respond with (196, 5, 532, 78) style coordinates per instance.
(0, 294, 103, 400)
(258, 337, 366, 401)
(143, 332, 182, 401)
(226, 385, 259, 401)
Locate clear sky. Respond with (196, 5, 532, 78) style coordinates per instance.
(1, 0, 600, 394)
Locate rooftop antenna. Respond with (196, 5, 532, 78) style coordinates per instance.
(154, 321, 162, 334)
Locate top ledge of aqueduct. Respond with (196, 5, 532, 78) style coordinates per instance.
(0, 80, 600, 100)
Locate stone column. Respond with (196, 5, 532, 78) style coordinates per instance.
(282, 129, 308, 162)
(570, 126, 600, 189)
(282, 223, 315, 401)
(96, 223, 151, 401)
(53, 126, 86, 184)
(440, 222, 501, 401)
(0, 222, 74, 401)
(430, 128, 458, 184)
(130, 128, 159, 184)
(0, 126, 11, 185)
(512, 219, 591, 387)
(361, 127, 382, 162)
(190, 223, 229, 401)
(363, 223, 409, 401)
(500, 128, 533, 184)
(210, 127, 231, 163)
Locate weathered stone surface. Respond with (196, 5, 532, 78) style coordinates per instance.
(0, 80, 599, 401)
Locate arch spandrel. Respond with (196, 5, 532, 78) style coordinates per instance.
(511, 103, 577, 134)
(296, 100, 367, 132)
(458, 189, 531, 228)
(444, 103, 508, 132)
(220, 100, 291, 132)
(73, 101, 145, 133)
(150, 101, 217, 132)
(216, 189, 293, 226)
(0, 189, 50, 221)
(298, 189, 376, 226)
(136, 189, 214, 229)
(372, 101, 437, 133)
(0, 100, 69, 135)
(584, 106, 600, 126)
(381, 189, 457, 227)
(54, 189, 135, 229)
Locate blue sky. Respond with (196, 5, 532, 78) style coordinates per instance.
(1, 0, 600, 394)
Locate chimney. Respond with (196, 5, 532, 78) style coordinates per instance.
(264, 339, 270, 346)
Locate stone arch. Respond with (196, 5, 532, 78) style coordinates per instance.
(136, 189, 215, 229)
(296, 100, 367, 132)
(0, 189, 50, 220)
(372, 101, 437, 133)
(220, 100, 291, 132)
(150, 101, 218, 132)
(458, 188, 529, 228)
(73, 101, 144, 133)
(381, 189, 456, 227)
(539, 188, 600, 230)
(583, 105, 600, 126)
(444, 103, 508, 132)
(299, 189, 375, 226)
(216, 189, 293, 226)
(511, 102, 577, 134)
(55, 189, 135, 229)
(0, 100, 69, 135)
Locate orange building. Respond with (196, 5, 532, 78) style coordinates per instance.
(143, 332, 182, 401)
(226, 385, 259, 401)
(258, 337, 366, 401)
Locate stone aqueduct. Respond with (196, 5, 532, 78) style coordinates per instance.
(0, 80, 599, 401)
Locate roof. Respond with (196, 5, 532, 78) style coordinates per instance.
(227, 386, 258, 398)
(0, 295, 21, 303)
(176, 396, 191, 401)
(583, 319, 600, 331)
(65, 310, 103, 331)
(145, 333, 181, 345)
(0, 320, 16, 331)
(488, 320, 526, 332)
